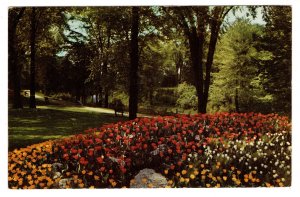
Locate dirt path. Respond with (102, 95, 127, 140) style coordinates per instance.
(39, 104, 153, 118)
(22, 91, 153, 118)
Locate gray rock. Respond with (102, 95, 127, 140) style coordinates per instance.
(130, 168, 168, 188)
(51, 163, 64, 179)
(53, 171, 62, 179)
(51, 162, 63, 173)
(58, 178, 73, 189)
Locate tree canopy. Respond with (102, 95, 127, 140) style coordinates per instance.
(8, 6, 292, 117)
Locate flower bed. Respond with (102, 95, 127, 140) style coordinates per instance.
(8, 112, 291, 188)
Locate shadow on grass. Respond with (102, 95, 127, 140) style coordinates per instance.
(8, 106, 127, 151)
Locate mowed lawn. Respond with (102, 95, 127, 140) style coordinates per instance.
(8, 105, 127, 151)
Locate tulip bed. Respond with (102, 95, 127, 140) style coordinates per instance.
(8, 112, 291, 189)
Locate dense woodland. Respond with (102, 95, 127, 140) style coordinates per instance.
(8, 6, 291, 118)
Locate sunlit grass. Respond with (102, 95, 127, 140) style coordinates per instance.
(8, 105, 127, 151)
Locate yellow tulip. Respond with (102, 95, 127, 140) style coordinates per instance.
(180, 177, 185, 183)
(142, 178, 147, 184)
(164, 169, 169, 175)
(147, 183, 153, 188)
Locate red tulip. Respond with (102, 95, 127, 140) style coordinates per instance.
(71, 148, 78, 154)
(63, 153, 69, 160)
(100, 166, 106, 172)
(95, 146, 102, 151)
(170, 164, 175, 170)
(97, 157, 103, 164)
(120, 167, 127, 174)
(143, 144, 148, 149)
(116, 135, 121, 141)
(177, 161, 182, 166)
(159, 151, 164, 157)
(73, 155, 79, 160)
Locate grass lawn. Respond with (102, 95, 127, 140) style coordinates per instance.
(8, 105, 127, 151)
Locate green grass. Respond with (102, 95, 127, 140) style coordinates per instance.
(8, 105, 127, 151)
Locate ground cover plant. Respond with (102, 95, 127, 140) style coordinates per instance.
(8, 112, 291, 189)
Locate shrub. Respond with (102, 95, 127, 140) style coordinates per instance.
(153, 88, 177, 105)
(8, 112, 291, 188)
(109, 91, 129, 109)
(176, 82, 197, 109)
(52, 92, 72, 101)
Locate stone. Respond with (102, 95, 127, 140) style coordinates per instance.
(130, 168, 168, 188)
(53, 171, 62, 179)
(58, 178, 73, 189)
(52, 163, 63, 171)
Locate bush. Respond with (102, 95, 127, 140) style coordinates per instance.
(109, 91, 129, 109)
(176, 82, 197, 109)
(153, 88, 177, 105)
(8, 112, 291, 188)
(52, 92, 72, 101)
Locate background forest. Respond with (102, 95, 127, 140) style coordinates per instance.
(8, 6, 291, 118)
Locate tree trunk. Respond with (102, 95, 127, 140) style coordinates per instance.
(203, 18, 220, 113)
(129, 7, 139, 120)
(102, 61, 109, 108)
(235, 87, 240, 113)
(96, 94, 99, 104)
(82, 86, 86, 105)
(149, 88, 153, 106)
(98, 87, 103, 106)
(9, 8, 25, 109)
(179, 7, 231, 114)
(188, 27, 205, 113)
(75, 93, 80, 102)
(175, 55, 183, 85)
(29, 7, 37, 108)
(102, 25, 111, 108)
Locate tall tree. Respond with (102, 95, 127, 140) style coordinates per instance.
(29, 7, 37, 108)
(129, 7, 140, 119)
(80, 7, 131, 107)
(163, 6, 233, 113)
(67, 42, 93, 104)
(12, 7, 67, 107)
(8, 7, 26, 109)
(210, 19, 271, 113)
(260, 6, 291, 114)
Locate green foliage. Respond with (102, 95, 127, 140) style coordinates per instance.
(175, 82, 197, 109)
(8, 6, 291, 115)
(153, 89, 177, 106)
(209, 19, 273, 113)
(259, 6, 291, 114)
(51, 92, 73, 101)
(110, 91, 129, 108)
